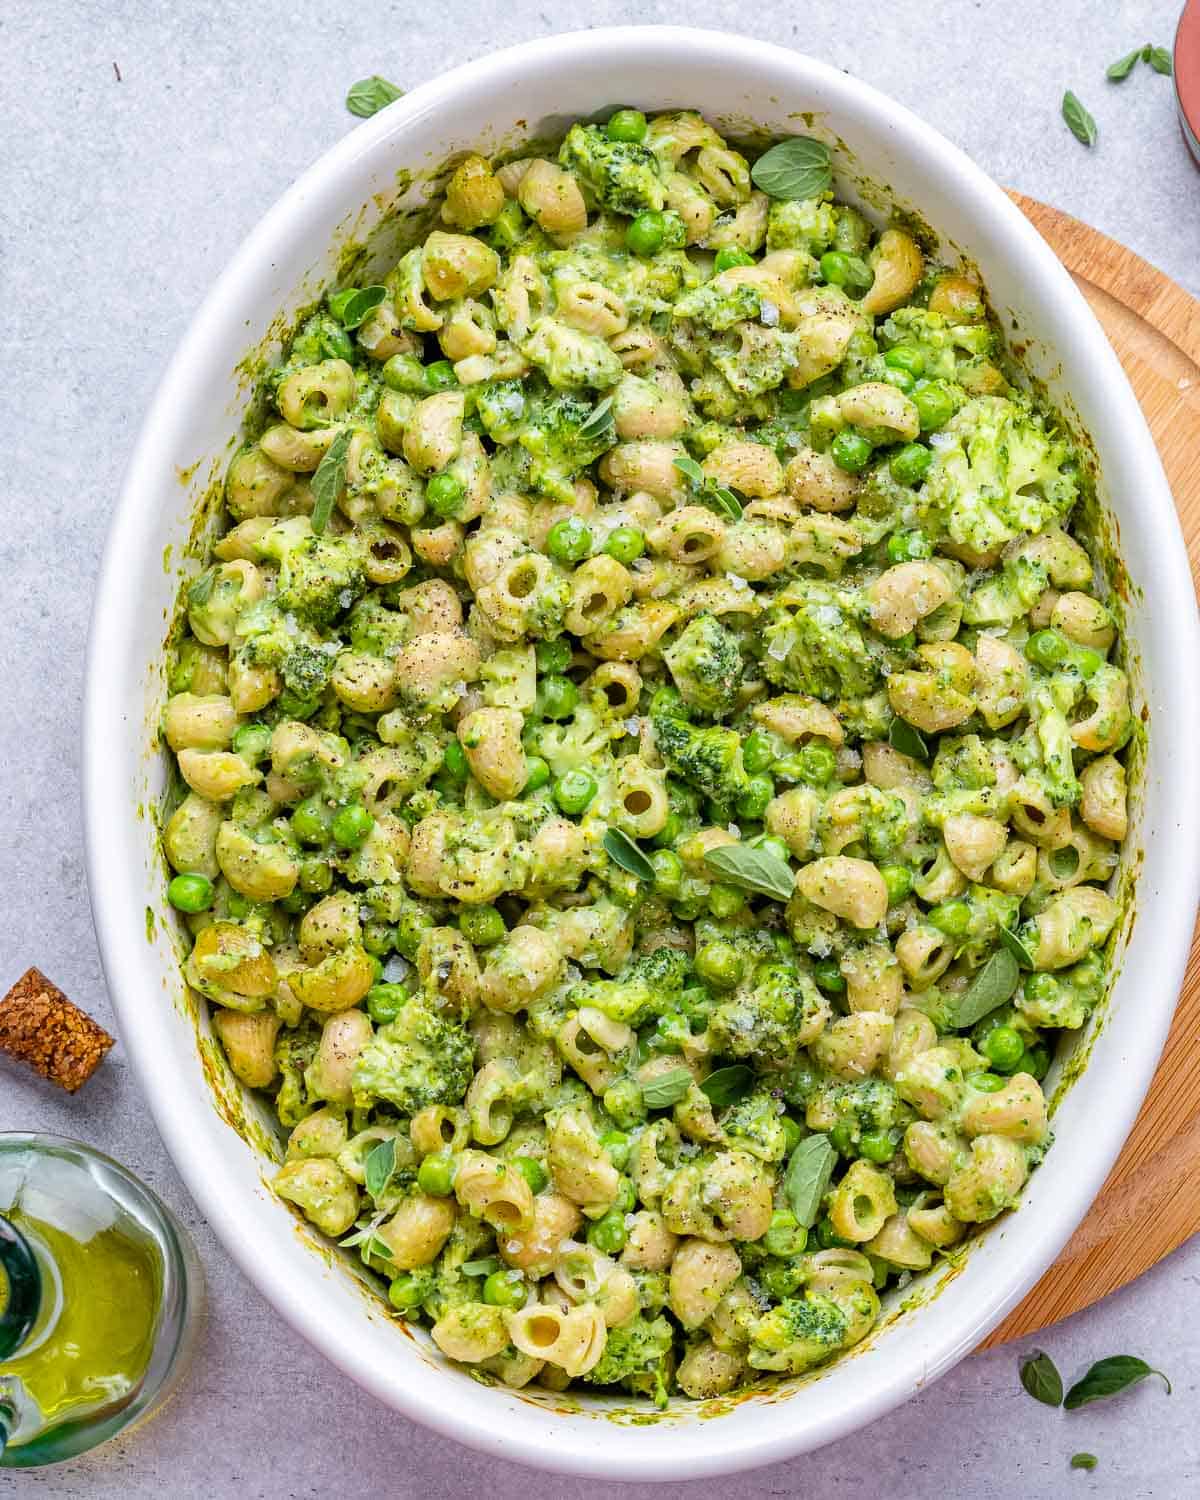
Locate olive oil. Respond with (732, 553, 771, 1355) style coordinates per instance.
(0, 1136, 199, 1467)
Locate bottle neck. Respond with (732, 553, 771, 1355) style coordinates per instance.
(0, 1214, 41, 1454)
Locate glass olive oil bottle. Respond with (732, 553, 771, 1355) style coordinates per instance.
(0, 1135, 201, 1467)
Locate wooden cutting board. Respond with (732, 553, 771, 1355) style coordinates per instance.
(978, 196, 1200, 1348)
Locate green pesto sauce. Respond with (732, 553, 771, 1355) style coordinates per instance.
(0, 1210, 161, 1433)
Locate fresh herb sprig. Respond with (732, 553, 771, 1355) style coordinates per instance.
(346, 75, 404, 118)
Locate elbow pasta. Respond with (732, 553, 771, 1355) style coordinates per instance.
(164, 105, 1134, 1409)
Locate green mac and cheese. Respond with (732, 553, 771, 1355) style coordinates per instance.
(163, 108, 1131, 1405)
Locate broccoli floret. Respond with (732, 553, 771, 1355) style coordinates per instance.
(962, 553, 1048, 627)
(709, 961, 826, 1065)
(583, 1314, 675, 1400)
(710, 324, 808, 400)
(558, 124, 665, 216)
(672, 276, 765, 332)
(651, 715, 749, 810)
(663, 614, 743, 719)
(765, 196, 837, 253)
(347, 593, 410, 656)
(878, 306, 994, 381)
(721, 1090, 789, 1161)
(517, 391, 618, 502)
(748, 1292, 849, 1373)
(272, 1020, 321, 1128)
(818, 1076, 908, 1141)
(1016, 951, 1105, 1030)
(761, 586, 883, 702)
(352, 999, 473, 1115)
(259, 517, 368, 628)
(573, 945, 691, 1028)
(1030, 682, 1083, 808)
(918, 396, 1079, 555)
(528, 700, 615, 776)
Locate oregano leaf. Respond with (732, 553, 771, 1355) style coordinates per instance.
(751, 136, 833, 201)
(310, 427, 353, 534)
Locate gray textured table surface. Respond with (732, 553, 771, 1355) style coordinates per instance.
(2, 2, 1198, 1495)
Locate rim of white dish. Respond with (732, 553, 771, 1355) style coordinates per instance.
(84, 26, 1200, 1480)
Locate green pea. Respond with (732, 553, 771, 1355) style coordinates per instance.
(813, 959, 845, 994)
(554, 769, 597, 816)
(417, 1152, 458, 1197)
(761, 1260, 806, 1300)
(650, 849, 684, 898)
(780, 1116, 804, 1155)
(587, 1208, 629, 1255)
(388, 1274, 426, 1311)
(911, 379, 957, 432)
(830, 429, 872, 473)
(535, 637, 573, 674)
(425, 471, 466, 517)
(880, 864, 912, 905)
(546, 516, 593, 563)
(442, 738, 469, 780)
(929, 899, 972, 938)
(982, 1025, 1026, 1073)
(366, 953, 384, 984)
(298, 857, 333, 894)
(797, 743, 837, 784)
(829, 1120, 856, 1157)
(1025, 972, 1058, 1005)
(694, 939, 745, 990)
(394, 908, 434, 961)
(764, 1209, 808, 1258)
(367, 983, 409, 1025)
(599, 1130, 631, 1171)
(1021, 1045, 1051, 1081)
(649, 683, 687, 719)
(456, 905, 505, 948)
(626, 210, 668, 256)
(1026, 628, 1069, 671)
(381, 353, 429, 393)
(482, 1269, 527, 1309)
(886, 521, 933, 560)
(277, 889, 311, 916)
(231, 722, 272, 764)
(513, 1155, 549, 1194)
(714, 246, 756, 272)
(756, 835, 792, 864)
(291, 795, 331, 844)
(536, 673, 578, 721)
(967, 1071, 1007, 1093)
(736, 774, 775, 822)
(167, 873, 214, 913)
(603, 525, 645, 564)
(884, 345, 926, 377)
(889, 443, 934, 488)
(859, 1130, 897, 1164)
(363, 919, 397, 956)
(815, 1216, 855, 1250)
(613, 1175, 637, 1213)
(741, 730, 776, 774)
(603, 1077, 647, 1128)
(522, 755, 550, 794)
(707, 883, 746, 920)
(650, 809, 682, 849)
(819, 250, 872, 288)
(321, 323, 356, 363)
(331, 802, 374, 849)
(606, 108, 648, 143)
(425, 359, 458, 391)
(880, 365, 915, 393)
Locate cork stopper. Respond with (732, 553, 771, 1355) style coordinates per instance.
(0, 967, 115, 1092)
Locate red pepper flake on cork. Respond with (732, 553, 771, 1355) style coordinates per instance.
(0, 967, 114, 1092)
